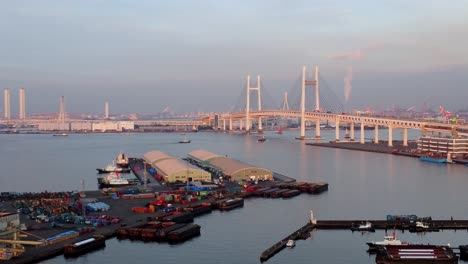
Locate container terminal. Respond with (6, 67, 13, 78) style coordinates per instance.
(0, 149, 329, 263)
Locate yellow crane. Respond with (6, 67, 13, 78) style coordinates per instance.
(0, 230, 47, 259)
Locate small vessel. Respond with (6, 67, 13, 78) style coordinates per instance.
(53, 133, 68, 137)
(97, 162, 131, 174)
(115, 152, 129, 168)
(179, 135, 191, 144)
(420, 152, 448, 163)
(257, 136, 266, 142)
(351, 221, 375, 232)
(64, 235, 106, 258)
(97, 172, 138, 188)
(367, 231, 408, 253)
(286, 239, 295, 248)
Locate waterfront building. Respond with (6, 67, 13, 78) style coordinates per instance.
(417, 136, 468, 156)
(143, 150, 211, 183)
(188, 149, 273, 181)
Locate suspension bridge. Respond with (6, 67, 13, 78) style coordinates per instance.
(199, 65, 468, 147)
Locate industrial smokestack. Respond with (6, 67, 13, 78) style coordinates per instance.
(19, 88, 25, 119)
(3, 88, 10, 119)
(105, 101, 109, 119)
(59, 96, 65, 122)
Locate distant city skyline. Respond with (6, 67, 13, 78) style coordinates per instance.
(1, 1, 467, 114)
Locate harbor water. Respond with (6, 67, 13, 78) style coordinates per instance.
(1, 130, 467, 264)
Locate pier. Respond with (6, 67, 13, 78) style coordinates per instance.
(259, 216, 468, 262)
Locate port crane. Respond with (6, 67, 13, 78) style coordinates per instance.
(0, 230, 47, 259)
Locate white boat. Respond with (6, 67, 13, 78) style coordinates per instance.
(415, 221, 429, 229)
(53, 133, 68, 137)
(97, 162, 131, 174)
(286, 239, 295, 247)
(179, 136, 191, 144)
(367, 231, 408, 252)
(351, 221, 375, 232)
(115, 152, 129, 168)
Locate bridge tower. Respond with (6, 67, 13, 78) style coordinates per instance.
(281, 92, 289, 111)
(246, 75, 262, 133)
(300, 65, 319, 139)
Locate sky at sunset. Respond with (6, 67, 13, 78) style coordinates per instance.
(1, 1, 467, 114)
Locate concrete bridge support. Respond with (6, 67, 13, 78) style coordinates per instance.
(335, 119, 340, 141)
(388, 126, 393, 147)
(350, 123, 355, 140)
(300, 66, 306, 140)
(360, 123, 365, 144)
(258, 117, 263, 133)
(239, 119, 243, 130)
(403, 128, 408, 147)
(374, 126, 379, 144)
(229, 119, 233, 131)
(223, 119, 226, 130)
(315, 119, 321, 138)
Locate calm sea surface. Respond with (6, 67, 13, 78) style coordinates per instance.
(1, 130, 467, 264)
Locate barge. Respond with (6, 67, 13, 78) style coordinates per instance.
(183, 204, 212, 216)
(156, 223, 188, 240)
(63, 235, 106, 258)
(161, 212, 194, 223)
(219, 198, 244, 211)
(309, 182, 328, 194)
(375, 245, 458, 264)
(167, 224, 201, 242)
(281, 189, 301, 198)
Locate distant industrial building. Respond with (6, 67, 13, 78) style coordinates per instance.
(187, 149, 273, 181)
(37, 121, 134, 132)
(143, 150, 211, 183)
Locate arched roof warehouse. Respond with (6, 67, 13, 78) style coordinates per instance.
(143, 150, 176, 165)
(187, 149, 272, 181)
(187, 149, 223, 163)
(143, 150, 211, 183)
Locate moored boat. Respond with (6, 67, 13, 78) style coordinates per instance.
(64, 235, 106, 258)
(167, 224, 201, 242)
(219, 198, 244, 211)
(286, 239, 295, 248)
(257, 136, 266, 142)
(367, 231, 408, 253)
(351, 221, 375, 232)
(96, 162, 131, 174)
(115, 152, 129, 168)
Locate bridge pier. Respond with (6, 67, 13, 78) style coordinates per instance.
(360, 123, 365, 144)
(403, 128, 408, 146)
(258, 117, 263, 133)
(239, 119, 243, 130)
(335, 120, 340, 141)
(350, 123, 355, 140)
(374, 125, 379, 144)
(388, 126, 393, 147)
(315, 119, 321, 138)
(223, 119, 226, 131)
(229, 119, 233, 131)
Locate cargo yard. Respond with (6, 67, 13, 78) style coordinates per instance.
(0, 149, 329, 263)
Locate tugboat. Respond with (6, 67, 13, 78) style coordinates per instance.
(367, 231, 408, 253)
(115, 152, 129, 168)
(96, 162, 131, 174)
(351, 221, 375, 232)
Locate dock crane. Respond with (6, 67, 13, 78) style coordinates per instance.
(0, 230, 47, 260)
